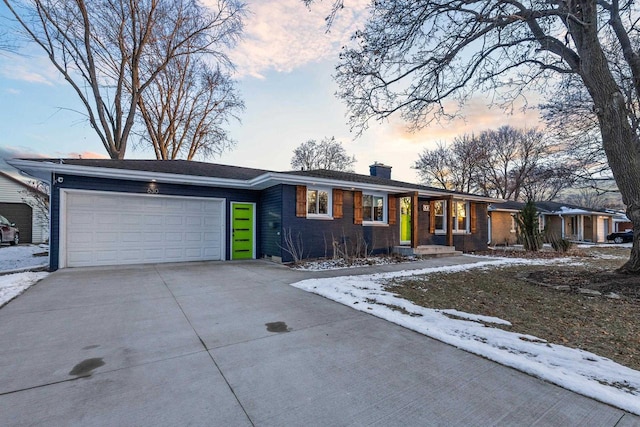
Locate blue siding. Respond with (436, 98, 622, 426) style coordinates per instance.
(259, 185, 283, 259)
(419, 198, 489, 252)
(278, 187, 489, 263)
(49, 174, 260, 270)
(279, 185, 400, 262)
(48, 174, 490, 270)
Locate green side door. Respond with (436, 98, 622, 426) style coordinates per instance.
(232, 203, 254, 259)
(400, 197, 411, 244)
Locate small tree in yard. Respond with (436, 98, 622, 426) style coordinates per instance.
(516, 201, 543, 252)
(18, 180, 49, 239)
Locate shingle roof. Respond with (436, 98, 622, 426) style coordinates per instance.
(285, 169, 478, 197)
(27, 159, 270, 180)
(490, 199, 611, 215)
(18, 159, 494, 199)
(534, 200, 610, 214)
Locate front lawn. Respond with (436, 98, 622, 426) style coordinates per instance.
(388, 246, 640, 371)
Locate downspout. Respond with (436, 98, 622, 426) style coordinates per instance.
(559, 213, 564, 239)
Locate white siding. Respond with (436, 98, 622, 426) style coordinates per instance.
(0, 174, 49, 244)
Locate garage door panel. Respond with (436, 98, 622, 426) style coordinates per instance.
(95, 215, 119, 226)
(95, 250, 118, 263)
(95, 232, 117, 243)
(144, 215, 163, 226)
(165, 232, 183, 241)
(68, 212, 94, 226)
(121, 232, 143, 243)
(65, 192, 224, 267)
(69, 232, 93, 244)
(165, 216, 184, 226)
(144, 232, 164, 242)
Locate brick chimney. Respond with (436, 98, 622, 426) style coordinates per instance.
(369, 162, 392, 179)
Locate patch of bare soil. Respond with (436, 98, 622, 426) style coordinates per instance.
(526, 269, 640, 301)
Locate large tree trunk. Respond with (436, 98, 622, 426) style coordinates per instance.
(569, 0, 640, 274)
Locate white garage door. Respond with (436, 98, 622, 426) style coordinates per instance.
(63, 191, 224, 267)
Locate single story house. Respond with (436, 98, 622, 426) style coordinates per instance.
(488, 200, 616, 245)
(0, 170, 49, 244)
(9, 159, 499, 270)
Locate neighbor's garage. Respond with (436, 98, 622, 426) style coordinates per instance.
(0, 202, 33, 243)
(62, 191, 224, 268)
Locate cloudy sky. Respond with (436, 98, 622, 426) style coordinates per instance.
(0, 0, 541, 183)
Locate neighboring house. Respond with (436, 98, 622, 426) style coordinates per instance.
(487, 200, 522, 246)
(9, 159, 498, 271)
(0, 171, 49, 244)
(488, 200, 616, 245)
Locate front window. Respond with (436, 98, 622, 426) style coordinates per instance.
(307, 188, 331, 217)
(434, 201, 445, 232)
(453, 201, 467, 231)
(363, 193, 386, 223)
(434, 200, 469, 233)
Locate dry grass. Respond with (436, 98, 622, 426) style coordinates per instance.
(386, 246, 640, 371)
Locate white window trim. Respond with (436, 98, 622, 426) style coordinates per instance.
(306, 187, 333, 219)
(510, 214, 517, 233)
(434, 200, 446, 234)
(362, 192, 387, 225)
(434, 200, 471, 234)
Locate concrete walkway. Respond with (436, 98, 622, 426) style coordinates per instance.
(0, 257, 638, 426)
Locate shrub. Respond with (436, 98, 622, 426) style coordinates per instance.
(516, 200, 543, 251)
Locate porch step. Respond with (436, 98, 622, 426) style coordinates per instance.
(392, 245, 463, 258)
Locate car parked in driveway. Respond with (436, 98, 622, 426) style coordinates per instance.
(606, 230, 633, 244)
(0, 214, 19, 245)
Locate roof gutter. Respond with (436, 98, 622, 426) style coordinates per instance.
(7, 159, 253, 189)
(7, 159, 502, 203)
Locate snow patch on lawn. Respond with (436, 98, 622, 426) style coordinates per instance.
(291, 256, 640, 416)
(293, 256, 421, 271)
(0, 244, 48, 272)
(577, 243, 632, 249)
(0, 271, 48, 307)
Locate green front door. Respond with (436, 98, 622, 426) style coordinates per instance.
(232, 203, 254, 259)
(400, 197, 411, 244)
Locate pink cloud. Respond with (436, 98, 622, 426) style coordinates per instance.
(228, 0, 370, 79)
(63, 151, 109, 159)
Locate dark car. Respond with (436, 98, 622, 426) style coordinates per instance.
(0, 214, 19, 245)
(606, 230, 633, 244)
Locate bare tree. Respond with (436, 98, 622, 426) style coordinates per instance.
(414, 135, 484, 193)
(521, 165, 575, 203)
(136, 55, 244, 160)
(415, 127, 572, 200)
(564, 188, 608, 211)
(3, 0, 244, 159)
(306, 0, 640, 273)
(291, 137, 356, 171)
(18, 180, 49, 238)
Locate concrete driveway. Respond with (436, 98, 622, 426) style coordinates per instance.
(0, 260, 638, 426)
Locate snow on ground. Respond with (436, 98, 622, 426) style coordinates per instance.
(291, 256, 640, 416)
(0, 244, 49, 307)
(294, 256, 420, 271)
(0, 271, 48, 307)
(577, 242, 632, 249)
(0, 244, 49, 272)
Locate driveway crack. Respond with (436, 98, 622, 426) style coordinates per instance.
(154, 266, 255, 427)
